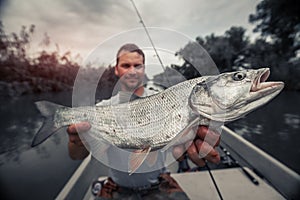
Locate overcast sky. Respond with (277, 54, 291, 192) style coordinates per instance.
(0, 0, 260, 77)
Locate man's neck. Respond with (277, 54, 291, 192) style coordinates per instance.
(121, 85, 144, 97)
(133, 86, 144, 96)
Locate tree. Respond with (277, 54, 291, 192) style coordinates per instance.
(249, 0, 300, 59)
(0, 23, 82, 95)
(225, 27, 249, 56)
(174, 41, 211, 79)
(204, 34, 234, 71)
(0, 21, 35, 64)
(168, 26, 250, 82)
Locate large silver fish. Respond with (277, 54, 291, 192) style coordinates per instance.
(31, 68, 283, 173)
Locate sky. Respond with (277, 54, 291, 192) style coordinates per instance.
(0, 0, 261, 77)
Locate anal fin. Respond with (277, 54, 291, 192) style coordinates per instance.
(146, 151, 158, 167)
(128, 146, 151, 175)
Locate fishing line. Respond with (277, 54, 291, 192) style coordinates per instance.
(130, 0, 223, 198)
(130, 1, 224, 198)
(129, 0, 171, 86)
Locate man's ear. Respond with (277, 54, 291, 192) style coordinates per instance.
(114, 66, 119, 77)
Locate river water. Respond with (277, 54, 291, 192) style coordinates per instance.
(227, 91, 300, 174)
(0, 91, 299, 199)
(0, 92, 82, 199)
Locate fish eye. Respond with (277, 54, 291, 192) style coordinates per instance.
(233, 72, 246, 81)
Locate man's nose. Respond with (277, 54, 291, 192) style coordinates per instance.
(128, 66, 137, 74)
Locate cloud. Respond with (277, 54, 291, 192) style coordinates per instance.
(0, 0, 260, 59)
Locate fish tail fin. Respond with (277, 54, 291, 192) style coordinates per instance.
(31, 101, 65, 147)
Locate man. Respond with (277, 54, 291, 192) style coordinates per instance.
(67, 43, 221, 199)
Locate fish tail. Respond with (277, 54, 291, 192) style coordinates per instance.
(31, 101, 65, 147)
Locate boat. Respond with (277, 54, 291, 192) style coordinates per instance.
(55, 126, 300, 200)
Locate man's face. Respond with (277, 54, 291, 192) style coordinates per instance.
(115, 50, 145, 92)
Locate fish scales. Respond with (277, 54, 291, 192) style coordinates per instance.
(88, 76, 203, 148)
(53, 76, 203, 149)
(31, 68, 285, 174)
(32, 68, 284, 152)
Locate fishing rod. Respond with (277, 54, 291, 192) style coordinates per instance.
(129, 2, 226, 197)
(129, 1, 225, 198)
(129, 0, 171, 86)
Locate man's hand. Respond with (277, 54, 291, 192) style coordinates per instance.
(67, 122, 91, 160)
(173, 126, 221, 167)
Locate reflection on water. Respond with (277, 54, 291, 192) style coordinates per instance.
(284, 113, 300, 129)
(0, 92, 81, 200)
(228, 91, 300, 174)
(0, 92, 72, 164)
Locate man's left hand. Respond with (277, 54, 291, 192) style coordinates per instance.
(173, 126, 221, 167)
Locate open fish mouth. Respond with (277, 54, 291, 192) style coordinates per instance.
(235, 68, 285, 120)
(250, 68, 284, 93)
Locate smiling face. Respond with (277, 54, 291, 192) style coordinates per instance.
(115, 50, 145, 93)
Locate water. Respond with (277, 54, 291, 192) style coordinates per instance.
(0, 92, 82, 200)
(0, 91, 299, 199)
(227, 91, 300, 174)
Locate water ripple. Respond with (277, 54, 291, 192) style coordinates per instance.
(284, 113, 300, 129)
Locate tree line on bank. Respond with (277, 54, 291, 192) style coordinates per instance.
(0, 0, 299, 98)
(156, 0, 300, 90)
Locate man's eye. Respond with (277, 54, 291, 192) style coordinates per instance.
(121, 64, 130, 68)
(135, 64, 143, 69)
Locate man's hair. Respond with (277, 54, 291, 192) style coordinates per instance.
(116, 43, 145, 66)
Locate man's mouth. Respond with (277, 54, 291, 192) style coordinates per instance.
(125, 77, 139, 82)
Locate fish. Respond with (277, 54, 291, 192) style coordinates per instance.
(31, 68, 284, 174)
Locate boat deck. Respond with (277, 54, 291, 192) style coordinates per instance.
(79, 167, 285, 200)
(172, 168, 284, 200)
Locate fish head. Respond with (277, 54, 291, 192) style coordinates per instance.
(189, 68, 284, 122)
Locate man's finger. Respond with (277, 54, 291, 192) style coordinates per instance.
(172, 145, 185, 160)
(196, 126, 220, 147)
(195, 140, 220, 164)
(69, 134, 82, 145)
(67, 122, 91, 134)
(187, 142, 205, 167)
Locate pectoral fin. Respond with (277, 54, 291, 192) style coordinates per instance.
(128, 146, 151, 175)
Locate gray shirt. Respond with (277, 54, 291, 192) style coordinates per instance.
(96, 88, 167, 188)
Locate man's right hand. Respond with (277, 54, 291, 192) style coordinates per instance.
(67, 122, 91, 160)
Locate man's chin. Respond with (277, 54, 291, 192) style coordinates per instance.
(125, 82, 142, 91)
(120, 78, 143, 90)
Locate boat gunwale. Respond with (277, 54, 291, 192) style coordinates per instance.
(56, 126, 300, 200)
